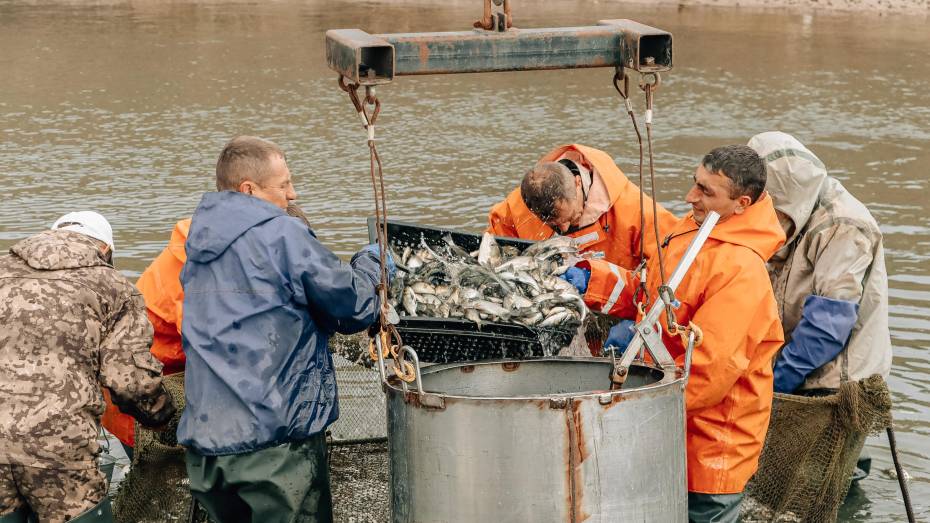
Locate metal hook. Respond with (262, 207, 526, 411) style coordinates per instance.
(639, 72, 661, 92)
(612, 66, 630, 100)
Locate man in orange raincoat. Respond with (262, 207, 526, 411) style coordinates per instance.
(488, 143, 676, 273)
(102, 206, 312, 458)
(101, 219, 190, 457)
(488, 144, 677, 353)
(560, 145, 785, 522)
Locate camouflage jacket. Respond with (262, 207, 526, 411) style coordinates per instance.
(0, 230, 175, 469)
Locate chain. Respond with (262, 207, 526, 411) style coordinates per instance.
(338, 76, 416, 383)
(613, 66, 650, 312)
(611, 70, 704, 355)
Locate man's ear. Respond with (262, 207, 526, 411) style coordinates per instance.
(238, 180, 256, 196)
(734, 194, 753, 215)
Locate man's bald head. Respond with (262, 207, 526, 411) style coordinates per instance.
(521, 162, 577, 226)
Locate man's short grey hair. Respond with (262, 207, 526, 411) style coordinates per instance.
(215, 136, 286, 192)
(521, 162, 575, 222)
(702, 144, 767, 203)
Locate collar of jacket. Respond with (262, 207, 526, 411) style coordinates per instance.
(674, 192, 786, 262)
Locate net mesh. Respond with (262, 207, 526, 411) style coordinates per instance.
(112, 373, 198, 522)
(742, 374, 893, 522)
(111, 334, 391, 523)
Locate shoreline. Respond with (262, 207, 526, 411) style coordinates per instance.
(6, 0, 929, 15)
(635, 0, 929, 15)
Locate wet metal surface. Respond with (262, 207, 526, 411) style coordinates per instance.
(1, 1, 929, 521)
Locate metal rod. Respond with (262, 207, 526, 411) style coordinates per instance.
(374, 334, 387, 384)
(666, 211, 720, 291)
(326, 19, 672, 85)
(617, 211, 720, 371)
(887, 426, 916, 523)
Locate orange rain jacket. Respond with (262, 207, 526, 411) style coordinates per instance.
(101, 218, 190, 447)
(580, 194, 786, 494)
(487, 144, 676, 271)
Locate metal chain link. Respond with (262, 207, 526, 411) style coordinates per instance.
(338, 77, 416, 383)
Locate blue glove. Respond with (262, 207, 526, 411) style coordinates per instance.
(560, 266, 591, 294)
(359, 244, 396, 282)
(773, 294, 859, 393)
(603, 319, 636, 355)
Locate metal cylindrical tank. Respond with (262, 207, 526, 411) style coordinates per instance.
(385, 358, 687, 522)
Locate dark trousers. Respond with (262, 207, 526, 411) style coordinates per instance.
(688, 491, 743, 523)
(186, 434, 333, 523)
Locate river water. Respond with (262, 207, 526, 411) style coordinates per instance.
(1, 0, 928, 520)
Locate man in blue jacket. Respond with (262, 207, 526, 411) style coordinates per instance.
(178, 136, 388, 523)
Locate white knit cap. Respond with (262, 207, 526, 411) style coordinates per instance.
(51, 211, 115, 252)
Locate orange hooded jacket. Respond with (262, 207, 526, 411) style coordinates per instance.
(580, 194, 786, 494)
(487, 144, 676, 271)
(101, 218, 190, 447)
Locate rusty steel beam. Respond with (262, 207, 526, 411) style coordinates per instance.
(325, 19, 672, 86)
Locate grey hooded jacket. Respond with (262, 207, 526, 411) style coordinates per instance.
(748, 132, 892, 390)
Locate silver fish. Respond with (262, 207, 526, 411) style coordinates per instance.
(410, 282, 437, 295)
(472, 300, 510, 319)
(407, 254, 425, 271)
(477, 232, 502, 268)
(540, 310, 573, 328)
(402, 287, 417, 316)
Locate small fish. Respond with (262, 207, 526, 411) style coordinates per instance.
(540, 310, 573, 328)
(385, 304, 400, 325)
(437, 303, 451, 318)
(407, 254, 425, 271)
(514, 271, 543, 295)
(472, 300, 510, 319)
(495, 256, 537, 274)
(532, 292, 558, 304)
(557, 292, 588, 321)
(477, 232, 502, 268)
(522, 235, 574, 258)
(416, 294, 442, 307)
(517, 311, 544, 326)
(510, 295, 534, 309)
(410, 282, 436, 295)
(402, 287, 417, 316)
(543, 275, 577, 294)
(465, 308, 483, 329)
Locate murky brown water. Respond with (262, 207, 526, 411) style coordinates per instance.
(1, 0, 928, 520)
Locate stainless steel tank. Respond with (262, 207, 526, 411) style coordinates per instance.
(385, 358, 687, 522)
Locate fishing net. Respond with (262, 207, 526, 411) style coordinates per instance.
(742, 374, 893, 523)
(329, 442, 390, 523)
(111, 335, 390, 523)
(112, 372, 200, 523)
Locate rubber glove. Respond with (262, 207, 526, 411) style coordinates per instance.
(359, 244, 396, 282)
(773, 294, 859, 393)
(603, 319, 636, 355)
(559, 266, 591, 294)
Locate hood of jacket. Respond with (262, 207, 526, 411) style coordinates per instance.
(186, 191, 285, 264)
(10, 229, 110, 271)
(748, 131, 827, 246)
(167, 218, 191, 264)
(676, 192, 786, 262)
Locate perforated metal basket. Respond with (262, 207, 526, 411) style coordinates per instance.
(366, 218, 574, 363)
